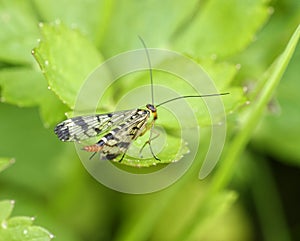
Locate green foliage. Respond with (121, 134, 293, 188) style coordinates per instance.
(0, 158, 14, 173)
(252, 42, 300, 165)
(32, 0, 111, 46)
(0, 163, 53, 241)
(32, 23, 103, 109)
(172, 0, 271, 58)
(0, 0, 39, 64)
(31, 21, 244, 165)
(0, 200, 53, 241)
(173, 24, 300, 241)
(212, 23, 300, 191)
(0, 0, 300, 241)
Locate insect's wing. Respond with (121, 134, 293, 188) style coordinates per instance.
(84, 109, 150, 160)
(54, 109, 137, 142)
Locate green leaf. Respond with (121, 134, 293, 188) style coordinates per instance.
(0, 0, 39, 64)
(114, 134, 189, 167)
(0, 157, 14, 173)
(252, 39, 300, 165)
(98, 57, 244, 127)
(172, 0, 271, 58)
(0, 68, 69, 126)
(38, 90, 69, 127)
(0, 222, 53, 241)
(100, 0, 199, 57)
(168, 191, 238, 241)
(0, 201, 53, 241)
(0, 200, 14, 221)
(32, 0, 112, 46)
(173, 23, 300, 241)
(0, 68, 46, 107)
(197, 58, 238, 90)
(0, 104, 66, 193)
(211, 23, 300, 190)
(32, 22, 103, 109)
(6, 217, 34, 227)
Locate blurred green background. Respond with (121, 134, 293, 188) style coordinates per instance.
(0, 0, 300, 241)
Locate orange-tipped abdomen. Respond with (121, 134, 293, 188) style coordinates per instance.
(83, 145, 103, 152)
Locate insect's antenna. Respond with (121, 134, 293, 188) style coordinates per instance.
(156, 92, 230, 107)
(138, 36, 154, 105)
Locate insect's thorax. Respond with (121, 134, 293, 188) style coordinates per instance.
(146, 104, 157, 120)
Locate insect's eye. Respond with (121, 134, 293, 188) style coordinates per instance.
(146, 104, 156, 112)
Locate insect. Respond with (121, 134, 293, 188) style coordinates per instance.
(54, 37, 229, 163)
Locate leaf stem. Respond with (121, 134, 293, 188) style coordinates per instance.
(175, 24, 300, 241)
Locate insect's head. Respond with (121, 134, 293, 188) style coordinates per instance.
(146, 104, 157, 120)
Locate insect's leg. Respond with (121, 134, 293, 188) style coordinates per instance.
(148, 123, 161, 161)
(139, 125, 161, 161)
(136, 121, 153, 156)
(139, 131, 160, 156)
(149, 142, 161, 161)
(117, 152, 127, 163)
(89, 152, 97, 160)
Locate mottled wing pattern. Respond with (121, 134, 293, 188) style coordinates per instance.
(83, 109, 150, 160)
(54, 109, 138, 142)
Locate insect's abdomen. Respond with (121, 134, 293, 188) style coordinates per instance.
(84, 132, 116, 151)
(83, 144, 103, 152)
(83, 131, 126, 160)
